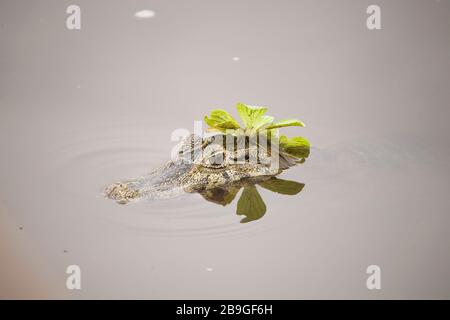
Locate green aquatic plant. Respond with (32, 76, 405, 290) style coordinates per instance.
(204, 102, 310, 161)
(105, 102, 310, 218)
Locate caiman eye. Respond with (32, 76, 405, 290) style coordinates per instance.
(208, 162, 225, 168)
(203, 162, 226, 169)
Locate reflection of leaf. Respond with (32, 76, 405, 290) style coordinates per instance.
(200, 186, 241, 206)
(236, 186, 266, 223)
(259, 177, 305, 195)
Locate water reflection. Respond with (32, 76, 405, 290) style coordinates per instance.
(199, 176, 305, 223)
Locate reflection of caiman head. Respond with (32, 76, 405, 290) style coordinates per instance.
(105, 133, 309, 209)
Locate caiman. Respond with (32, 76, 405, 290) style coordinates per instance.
(104, 133, 305, 204)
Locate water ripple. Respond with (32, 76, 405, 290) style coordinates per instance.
(50, 123, 269, 237)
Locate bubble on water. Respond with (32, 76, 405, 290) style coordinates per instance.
(135, 10, 155, 19)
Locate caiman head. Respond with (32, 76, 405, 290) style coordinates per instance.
(105, 133, 308, 204)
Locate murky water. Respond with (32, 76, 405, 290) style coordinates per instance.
(1, 0, 450, 299)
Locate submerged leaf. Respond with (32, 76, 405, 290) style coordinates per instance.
(259, 177, 305, 195)
(236, 103, 269, 129)
(267, 119, 305, 129)
(236, 186, 267, 223)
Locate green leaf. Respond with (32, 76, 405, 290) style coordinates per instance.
(252, 115, 274, 130)
(204, 109, 240, 132)
(266, 119, 305, 129)
(279, 135, 310, 159)
(236, 186, 267, 223)
(259, 177, 305, 195)
(236, 103, 268, 129)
